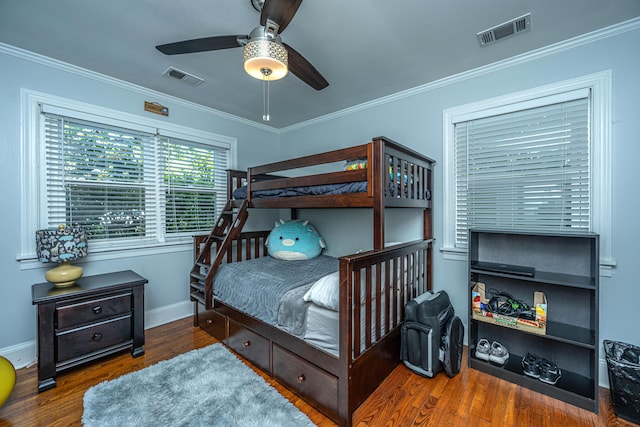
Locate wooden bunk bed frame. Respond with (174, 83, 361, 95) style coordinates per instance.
(190, 136, 434, 426)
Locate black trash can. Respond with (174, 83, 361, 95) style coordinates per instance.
(603, 340, 640, 424)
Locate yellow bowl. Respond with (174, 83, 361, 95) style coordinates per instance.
(0, 356, 16, 407)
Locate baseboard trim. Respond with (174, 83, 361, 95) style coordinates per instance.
(0, 341, 37, 370)
(0, 301, 193, 370)
(599, 358, 610, 389)
(144, 300, 192, 329)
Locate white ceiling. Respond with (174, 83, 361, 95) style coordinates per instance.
(1, 0, 639, 128)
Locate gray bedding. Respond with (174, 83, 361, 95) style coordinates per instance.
(213, 255, 338, 326)
(277, 282, 314, 336)
(232, 182, 368, 200)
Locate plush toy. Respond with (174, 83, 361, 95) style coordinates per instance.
(266, 219, 326, 260)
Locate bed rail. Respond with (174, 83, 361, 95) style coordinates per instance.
(337, 239, 432, 423)
(191, 230, 270, 305)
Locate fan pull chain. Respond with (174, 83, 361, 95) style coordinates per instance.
(262, 79, 270, 122)
(260, 67, 273, 122)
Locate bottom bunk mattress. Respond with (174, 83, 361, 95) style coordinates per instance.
(213, 255, 338, 327)
(213, 255, 392, 357)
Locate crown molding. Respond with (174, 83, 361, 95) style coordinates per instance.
(281, 17, 640, 133)
(0, 43, 279, 133)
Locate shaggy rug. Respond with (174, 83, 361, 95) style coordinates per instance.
(82, 344, 315, 427)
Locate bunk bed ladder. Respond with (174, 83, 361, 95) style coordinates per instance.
(189, 199, 249, 309)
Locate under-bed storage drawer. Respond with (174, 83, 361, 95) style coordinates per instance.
(272, 344, 338, 420)
(228, 320, 270, 374)
(197, 303, 227, 341)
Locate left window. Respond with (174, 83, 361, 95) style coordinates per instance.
(20, 91, 234, 262)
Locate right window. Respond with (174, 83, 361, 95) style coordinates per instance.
(443, 73, 613, 274)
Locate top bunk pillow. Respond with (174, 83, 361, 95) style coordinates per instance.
(266, 219, 326, 261)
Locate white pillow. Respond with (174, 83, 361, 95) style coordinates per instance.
(303, 270, 391, 312)
(303, 272, 340, 311)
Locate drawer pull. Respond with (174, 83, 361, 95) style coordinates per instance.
(242, 341, 251, 347)
(297, 374, 306, 384)
(206, 319, 213, 324)
(92, 306, 102, 315)
(92, 333, 103, 341)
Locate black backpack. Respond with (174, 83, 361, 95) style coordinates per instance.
(400, 290, 464, 378)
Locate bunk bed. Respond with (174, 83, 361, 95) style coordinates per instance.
(190, 136, 434, 427)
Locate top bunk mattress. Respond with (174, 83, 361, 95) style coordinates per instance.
(232, 181, 368, 200)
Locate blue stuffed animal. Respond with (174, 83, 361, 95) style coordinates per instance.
(266, 219, 326, 260)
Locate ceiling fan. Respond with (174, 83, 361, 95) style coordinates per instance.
(155, 0, 328, 90)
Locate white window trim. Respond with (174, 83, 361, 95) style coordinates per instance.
(18, 89, 238, 268)
(442, 71, 615, 276)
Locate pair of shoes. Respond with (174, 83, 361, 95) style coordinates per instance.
(522, 353, 562, 385)
(475, 339, 509, 365)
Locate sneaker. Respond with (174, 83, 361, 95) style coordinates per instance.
(539, 359, 562, 385)
(475, 338, 491, 361)
(522, 353, 542, 378)
(489, 341, 509, 365)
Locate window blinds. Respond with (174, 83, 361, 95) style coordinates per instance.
(163, 137, 227, 234)
(42, 111, 229, 246)
(453, 92, 590, 248)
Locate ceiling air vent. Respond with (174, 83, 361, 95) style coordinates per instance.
(162, 66, 204, 86)
(477, 13, 531, 46)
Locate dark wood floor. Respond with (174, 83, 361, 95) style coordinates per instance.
(0, 317, 635, 427)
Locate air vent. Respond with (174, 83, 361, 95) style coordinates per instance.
(162, 67, 204, 86)
(477, 13, 531, 46)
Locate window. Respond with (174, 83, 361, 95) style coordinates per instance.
(442, 72, 613, 274)
(42, 115, 150, 241)
(20, 91, 235, 262)
(453, 90, 590, 246)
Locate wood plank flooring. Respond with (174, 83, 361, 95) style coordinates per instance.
(0, 317, 635, 427)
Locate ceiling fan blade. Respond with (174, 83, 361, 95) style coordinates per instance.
(156, 35, 247, 55)
(284, 43, 328, 90)
(260, 0, 303, 33)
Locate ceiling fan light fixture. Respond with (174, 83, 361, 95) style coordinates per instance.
(243, 38, 288, 81)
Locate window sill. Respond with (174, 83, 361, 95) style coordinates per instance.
(439, 246, 468, 262)
(18, 240, 192, 270)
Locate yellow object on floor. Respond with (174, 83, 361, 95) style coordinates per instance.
(0, 356, 16, 407)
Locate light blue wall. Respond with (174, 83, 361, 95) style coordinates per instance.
(280, 26, 640, 353)
(2, 22, 639, 376)
(0, 47, 281, 364)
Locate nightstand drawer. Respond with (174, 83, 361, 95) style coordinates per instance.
(56, 314, 132, 363)
(57, 292, 132, 329)
(228, 320, 270, 374)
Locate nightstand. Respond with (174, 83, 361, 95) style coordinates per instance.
(32, 270, 147, 392)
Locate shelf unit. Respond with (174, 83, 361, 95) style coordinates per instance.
(468, 229, 599, 413)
